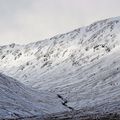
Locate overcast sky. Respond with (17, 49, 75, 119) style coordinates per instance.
(0, 0, 120, 45)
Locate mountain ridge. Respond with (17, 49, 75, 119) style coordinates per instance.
(1, 16, 120, 116)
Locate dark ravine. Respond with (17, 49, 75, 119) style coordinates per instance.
(57, 94, 74, 111)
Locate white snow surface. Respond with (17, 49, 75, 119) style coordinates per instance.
(1, 16, 120, 115)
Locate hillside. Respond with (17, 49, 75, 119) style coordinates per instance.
(0, 73, 67, 119)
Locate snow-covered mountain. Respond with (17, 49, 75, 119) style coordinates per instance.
(0, 73, 67, 119)
(1, 16, 120, 116)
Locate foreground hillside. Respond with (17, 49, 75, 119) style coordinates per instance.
(1, 16, 120, 119)
(0, 73, 67, 119)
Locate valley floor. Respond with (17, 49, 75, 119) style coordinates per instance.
(2, 110, 120, 120)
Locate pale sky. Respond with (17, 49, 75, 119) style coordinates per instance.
(0, 0, 120, 45)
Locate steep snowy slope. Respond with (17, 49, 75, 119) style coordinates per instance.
(0, 73, 67, 119)
(1, 16, 120, 114)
